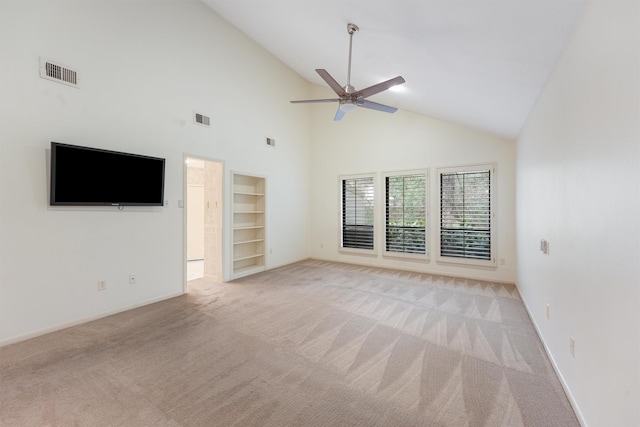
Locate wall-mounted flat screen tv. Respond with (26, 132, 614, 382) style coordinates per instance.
(50, 142, 165, 206)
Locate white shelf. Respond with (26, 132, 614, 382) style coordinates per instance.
(233, 253, 265, 262)
(234, 192, 265, 196)
(234, 225, 264, 230)
(234, 239, 264, 245)
(231, 172, 266, 279)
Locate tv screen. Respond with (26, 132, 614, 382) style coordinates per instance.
(50, 142, 165, 206)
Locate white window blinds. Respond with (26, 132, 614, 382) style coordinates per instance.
(385, 173, 427, 255)
(341, 176, 375, 250)
(440, 169, 492, 260)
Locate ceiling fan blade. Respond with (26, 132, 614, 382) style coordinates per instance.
(352, 76, 405, 99)
(359, 100, 398, 113)
(316, 69, 347, 96)
(290, 98, 340, 104)
(333, 107, 346, 121)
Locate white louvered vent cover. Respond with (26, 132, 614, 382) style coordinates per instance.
(39, 58, 79, 88)
(194, 113, 211, 127)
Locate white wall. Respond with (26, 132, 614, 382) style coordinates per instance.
(516, 0, 640, 425)
(0, 0, 312, 344)
(308, 85, 517, 283)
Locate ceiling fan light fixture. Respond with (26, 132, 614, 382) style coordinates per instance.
(339, 100, 357, 113)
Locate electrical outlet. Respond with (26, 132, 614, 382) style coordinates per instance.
(98, 281, 106, 291)
(129, 274, 136, 284)
(546, 304, 550, 319)
(570, 337, 575, 358)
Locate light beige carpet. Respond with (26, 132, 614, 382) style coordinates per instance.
(0, 259, 579, 426)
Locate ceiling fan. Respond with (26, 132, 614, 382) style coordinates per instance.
(290, 23, 406, 121)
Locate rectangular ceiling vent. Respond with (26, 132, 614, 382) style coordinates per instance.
(39, 58, 79, 88)
(194, 112, 211, 127)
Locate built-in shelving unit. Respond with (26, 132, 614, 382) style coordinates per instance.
(231, 172, 266, 279)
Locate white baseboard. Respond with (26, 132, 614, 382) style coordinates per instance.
(515, 283, 587, 427)
(0, 291, 184, 348)
(267, 256, 312, 271)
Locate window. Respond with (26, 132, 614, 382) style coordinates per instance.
(438, 165, 494, 265)
(384, 171, 428, 257)
(340, 175, 375, 251)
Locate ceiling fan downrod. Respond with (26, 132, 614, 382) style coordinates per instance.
(345, 23, 358, 93)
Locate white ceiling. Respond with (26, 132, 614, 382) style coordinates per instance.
(200, 0, 586, 140)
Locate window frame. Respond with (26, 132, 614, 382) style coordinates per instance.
(436, 163, 496, 267)
(338, 173, 377, 255)
(382, 169, 429, 260)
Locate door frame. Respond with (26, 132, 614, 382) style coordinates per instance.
(183, 153, 225, 293)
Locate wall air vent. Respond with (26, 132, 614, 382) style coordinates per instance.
(39, 58, 79, 88)
(194, 113, 211, 127)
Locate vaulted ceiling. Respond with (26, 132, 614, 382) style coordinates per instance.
(201, 0, 586, 140)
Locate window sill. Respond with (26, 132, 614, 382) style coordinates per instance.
(339, 247, 378, 257)
(435, 256, 497, 269)
(383, 251, 430, 262)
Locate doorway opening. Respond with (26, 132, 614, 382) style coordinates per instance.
(185, 156, 223, 291)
